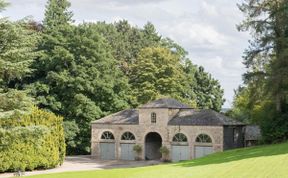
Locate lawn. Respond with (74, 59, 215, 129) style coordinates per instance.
(29, 142, 288, 178)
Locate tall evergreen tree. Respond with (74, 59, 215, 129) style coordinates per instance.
(183, 61, 224, 112)
(0, 0, 37, 118)
(232, 0, 288, 142)
(30, 1, 131, 154)
(0, 19, 38, 90)
(238, 0, 288, 113)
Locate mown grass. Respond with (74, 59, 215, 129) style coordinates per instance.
(29, 142, 288, 178)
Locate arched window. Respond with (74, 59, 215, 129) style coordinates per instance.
(196, 134, 212, 143)
(101, 131, 115, 140)
(151, 112, 157, 123)
(121, 132, 136, 140)
(173, 133, 188, 142)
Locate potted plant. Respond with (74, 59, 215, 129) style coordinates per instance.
(159, 146, 170, 162)
(133, 144, 142, 161)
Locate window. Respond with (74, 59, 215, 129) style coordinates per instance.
(233, 128, 239, 143)
(173, 133, 188, 142)
(121, 132, 136, 140)
(196, 134, 212, 143)
(151, 112, 157, 123)
(101, 131, 115, 140)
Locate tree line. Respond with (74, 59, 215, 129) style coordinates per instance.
(229, 0, 288, 143)
(0, 0, 225, 155)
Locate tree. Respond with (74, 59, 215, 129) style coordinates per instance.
(30, 1, 132, 153)
(142, 22, 161, 47)
(238, 0, 288, 113)
(0, 19, 39, 90)
(0, 0, 38, 118)
(130, 47, 195, 106)
(234, 0, 288, 142)
(183, 60, 224, 112)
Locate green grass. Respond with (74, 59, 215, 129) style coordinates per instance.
(29, 142, 288, 178)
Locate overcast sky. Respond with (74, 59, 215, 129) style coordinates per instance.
(1, 0, 249, 108)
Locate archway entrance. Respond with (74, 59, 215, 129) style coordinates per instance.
(145, 132, 162, 160)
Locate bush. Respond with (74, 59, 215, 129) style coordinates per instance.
(261, 113, 288, 143)
(133, 144, 142, 160)
(159, 146, 170, 162)
(0, 107, 65, 172)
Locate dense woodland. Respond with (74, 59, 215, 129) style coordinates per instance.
(229, 0, 288, 143)
(0, 0, 225, 159)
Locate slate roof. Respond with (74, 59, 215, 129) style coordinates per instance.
(245, 125, 261, 140)
(168, 109, 244, 126)
(92, 98, 244, 126)
(92, 109, 139, 125)
(139, 98, 192, 109)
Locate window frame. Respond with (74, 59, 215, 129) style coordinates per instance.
(195, 134, 212, 144)
(172, 133, 188, 142)
(101, 131, 115, 140)
(151, 112, 157, 123)
(121, 132, 136, 141)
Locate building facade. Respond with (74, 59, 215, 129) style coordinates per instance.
(91, 98, 245, 162)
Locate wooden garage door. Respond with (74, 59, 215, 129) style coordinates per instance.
(100, 143, 115, 160)
(120, 143, 135, 160)
(195, 146, 213, 159)
(171, 145, 190, 162)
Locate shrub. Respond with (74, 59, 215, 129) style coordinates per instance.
(133, 144, 142, 160)
(159, 146, 170, 162)
(261, 113, 288, 143)
(0, 107, 65, 172)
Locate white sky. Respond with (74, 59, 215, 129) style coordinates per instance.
(1, 0, 250, 108)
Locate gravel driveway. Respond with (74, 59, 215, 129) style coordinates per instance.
(0, 156, 161, 178)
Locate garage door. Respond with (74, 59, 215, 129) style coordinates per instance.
(120, 143, 135, 160)
(195, 146, 213, 159)
(100, 143, 115, 160)
(172, 145, 190, 162)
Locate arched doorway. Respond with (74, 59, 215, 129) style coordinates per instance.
(145, 132, 162, 160)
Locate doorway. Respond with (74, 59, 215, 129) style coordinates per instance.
(145, 132, 162, 160)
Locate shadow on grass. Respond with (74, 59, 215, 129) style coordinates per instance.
(177, 142, 288, 167)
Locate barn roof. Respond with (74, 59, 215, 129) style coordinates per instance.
(91, 109, 139, 125)
(168, 109, 244, 126)
(139, 98, 192, 109)
(92, 98, 244, 126)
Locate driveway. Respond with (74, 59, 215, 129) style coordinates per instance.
(0, 156, 161, 178)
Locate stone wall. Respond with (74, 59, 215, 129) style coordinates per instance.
(91, 121, 223, 160)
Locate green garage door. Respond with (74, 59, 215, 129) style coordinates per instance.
(120, 143, 135, 160)
(100, 143, 115, 160)
(171, 145, 190, 162)
(195, 146, 213, 159)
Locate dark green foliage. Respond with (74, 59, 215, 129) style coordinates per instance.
(231, 0, 288, 143)
(30, 0, 131, 154)
(194, 67, 224, 111)
(237, 0, 288, 114)
(0, 18, 39, 89)
(0, 107, 65, 172)
(0, 90, 33, 118)
(261, 112, 288, 143)
(91, 21, 224, 110)
(184, 61, 224, 112)
(63, 120, 79, 151)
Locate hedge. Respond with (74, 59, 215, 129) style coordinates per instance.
(0, 107, 65, 172)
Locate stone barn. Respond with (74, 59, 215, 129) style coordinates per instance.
(91, 98, 245, 162)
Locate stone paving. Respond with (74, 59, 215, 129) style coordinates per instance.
(0, 155, 161, 178)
